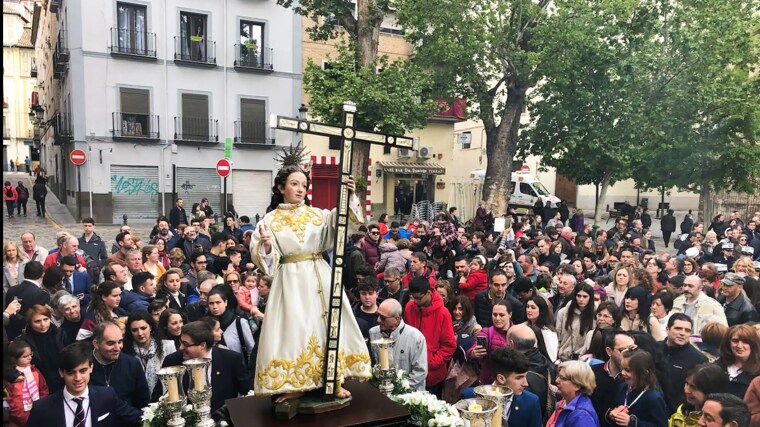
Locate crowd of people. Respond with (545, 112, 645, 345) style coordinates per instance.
(2, 188, 760, 426)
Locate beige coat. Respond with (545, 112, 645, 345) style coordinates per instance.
(556, 306, 595, 360)
(671, 292, 727, 334)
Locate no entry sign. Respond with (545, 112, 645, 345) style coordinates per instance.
(70, 149, 87, 166)
(216, 159, 231, 178)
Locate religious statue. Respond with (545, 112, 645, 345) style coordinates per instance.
(250, 148, 371, 403)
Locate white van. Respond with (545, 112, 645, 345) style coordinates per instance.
(469, 167, 561, 210)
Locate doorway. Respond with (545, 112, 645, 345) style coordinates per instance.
(555, 174, 577, 207)
(393, 175, 434, 216)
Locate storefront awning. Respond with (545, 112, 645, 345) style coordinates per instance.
(380, 162, 446, 175)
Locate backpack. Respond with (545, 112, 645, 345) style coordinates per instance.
(5, 187, 12, 198)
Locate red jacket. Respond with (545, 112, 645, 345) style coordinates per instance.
(42, 251, 87, 272)
(404, 291, 456, 387)
(4, 365, 49, 427)
(402, 267, 437, 289)
(3, 185, 18, 201)
(459, 269, 488, 302)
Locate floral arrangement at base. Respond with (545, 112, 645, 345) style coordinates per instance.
(141, 401, 199, 427)
(391, 391, 464, 427)
(370, 368, 412, 395)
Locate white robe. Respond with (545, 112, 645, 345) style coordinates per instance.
(251, 200, 371, 395)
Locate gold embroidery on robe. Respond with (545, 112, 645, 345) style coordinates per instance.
(255, 334, 371, 393)
(269, 207, 324, 243)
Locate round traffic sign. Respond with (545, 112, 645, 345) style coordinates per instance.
(216, 159, 231, 178)
(70, 149, 87, 166)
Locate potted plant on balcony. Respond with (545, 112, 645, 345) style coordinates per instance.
(243, 38, 258, 66)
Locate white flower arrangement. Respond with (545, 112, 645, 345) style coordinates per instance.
(391, 391, 464, 427)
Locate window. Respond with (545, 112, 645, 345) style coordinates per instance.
(240, 98, 266, 143)
(120, 88, 150, 136)
(116, 2, 147, 54)
(461, 131, 472, 149)
(179, 12, 207, 62)
(519, 182, 536, 197)
(239, 21, 264, 67)
(181, 93, 209, 139)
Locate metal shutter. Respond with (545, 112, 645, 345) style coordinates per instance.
(120, 88, 149, 114)
(176, 167, 222, 218)
(110, 165, 160, 224)
(232, 169, 271, 221)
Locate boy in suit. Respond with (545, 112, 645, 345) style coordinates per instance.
(491, 347, 542, 427)
(26, 342, 142, 427)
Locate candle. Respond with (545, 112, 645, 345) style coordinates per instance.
(492, 403, 503, 427)
(378, 346, 390, 370)
(166, 376, 179, 402)
(193, 367, 205, 391)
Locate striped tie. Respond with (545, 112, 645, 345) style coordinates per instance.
(73, 397, 85, 427)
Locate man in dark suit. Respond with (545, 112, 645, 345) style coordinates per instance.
(90, 322, 150, 410)
(4, 261, 49, 338)
(491, 348, 542, 427)
(27, 342, 142, 427)
(157, 321, 251, 412)
(60, 255, 92, 306)
(169, 198, 188, 231)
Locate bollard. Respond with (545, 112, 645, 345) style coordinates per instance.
(123, 214, 128, 226)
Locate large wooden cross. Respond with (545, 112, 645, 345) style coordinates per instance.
(273, 102, 414, 399)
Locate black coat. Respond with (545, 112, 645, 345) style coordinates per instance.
(158, 346, 252, 412)
(90, 353, 150, 411)
(27, 385, 142, 427)
(17, 325, 68, 393)
(658, 340, 708, 413)
(473, 290, 526, 327)
(716, 358, 759, 400)
(32, 182, 47, 201)
(591, 362, 624, 427)
(4, 280, 51, 338)
(661, 214, 676, 232)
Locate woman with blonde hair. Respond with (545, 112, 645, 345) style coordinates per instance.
(3, 241, 28, 293)
(606, 266, 632, 306)
(548, 360, 599, 427)
(733, 257, 757, 277)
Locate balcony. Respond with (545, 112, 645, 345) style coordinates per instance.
(54, 113, 73, 142)
(112, 112, 160, 140)
(174, 117, 218, 142)
(30, 57, 37, 78)
(55, 30, 70, 64)
(234, 121, 274, 145)
(174, 37, 216, 67)
(50, 0, 59, 13)
(110, 28, 157, 60)
(233, 45, 273, 73)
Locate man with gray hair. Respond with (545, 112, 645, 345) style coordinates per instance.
(52, 291, 83, 340)
(550, 273, 576, 316)
(42, 234, 86, 271)
(369, 298, 427, 391)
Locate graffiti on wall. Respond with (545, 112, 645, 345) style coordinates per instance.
(111, 175, 159, 201)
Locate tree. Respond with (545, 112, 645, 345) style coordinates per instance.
(395, 0, 552, 214)
(278, 0, 436, 199)
(629, 0, 760, 222)
(522, 0, 760, 224)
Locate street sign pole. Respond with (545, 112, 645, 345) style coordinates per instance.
(216, 158, 232, 215)
(224, 177, 228, 215)
(77, 165, 82, 221)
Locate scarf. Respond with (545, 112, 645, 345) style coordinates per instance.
(17, 365, 39, 411)
(453, 315, 478, 336)
(134, 340, 162, 394)
(216, 308, 237, 330)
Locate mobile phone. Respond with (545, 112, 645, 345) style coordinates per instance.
(476, 336, 487, 348)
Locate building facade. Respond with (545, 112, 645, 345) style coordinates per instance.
(3, 2, 38, 172)
(34, 0, 302, 223)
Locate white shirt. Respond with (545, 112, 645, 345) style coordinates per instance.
(63, 387, 92, 427)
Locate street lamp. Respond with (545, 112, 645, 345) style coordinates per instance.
(298, 103, 309, 116)
(28, 110, 36, 124)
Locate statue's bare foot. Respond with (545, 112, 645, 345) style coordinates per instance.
(274, 392, 305, 403)
(336, 386, 351, 399)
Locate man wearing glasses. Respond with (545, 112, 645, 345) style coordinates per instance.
(369, 298, 427, 391)
(590, 331, 636, 426)
(377, 266, 407, 307)
(158, 321, 251, 411)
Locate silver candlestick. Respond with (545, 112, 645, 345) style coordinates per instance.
(370, 338, 397, 397)
(455, 398, 499, 427)
(157, 366, 187, 427)
(184, 357, 214, 427)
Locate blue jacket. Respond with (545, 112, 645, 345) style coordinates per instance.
(556, 393, 600, 427)
(508, 390, 543, 427)
(119, 289, 152, 313)
(607, 384, 668, 427)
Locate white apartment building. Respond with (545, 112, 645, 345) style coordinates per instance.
(3, 2, 37, 171)
(35, 0, 302, 223)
